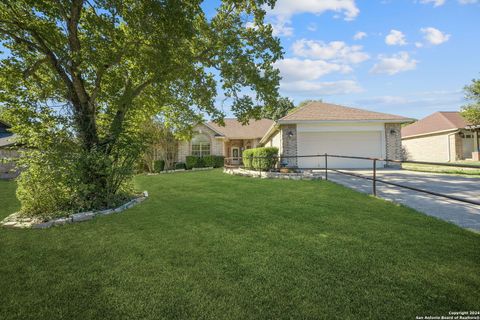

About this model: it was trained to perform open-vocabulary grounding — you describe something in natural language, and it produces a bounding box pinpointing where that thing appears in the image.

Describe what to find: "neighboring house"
[179,102,412,169]
[0,120,20,179]
[177,119,274,165]
[401,111,480,162]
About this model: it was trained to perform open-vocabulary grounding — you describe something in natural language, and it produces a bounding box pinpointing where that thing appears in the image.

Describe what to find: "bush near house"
[186,156,224,169]
[175,162,187,170]
[243,147,278,171]
[203,155,224,168]
[154,160,165,172]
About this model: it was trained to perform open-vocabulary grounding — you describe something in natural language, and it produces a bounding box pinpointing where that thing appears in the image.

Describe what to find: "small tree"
[461,78,480,125]
[0,1,282,217]
[141,119,177,172]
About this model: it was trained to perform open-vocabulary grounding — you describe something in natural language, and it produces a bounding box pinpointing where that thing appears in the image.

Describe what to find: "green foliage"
[154,160,165,173]
[0,0,282,217]
[461,78,480,125]
[262,97,295,121]
[186,156,205,170]
[242,147,278,171]
[175,162,187,170]
[203,155,225,168]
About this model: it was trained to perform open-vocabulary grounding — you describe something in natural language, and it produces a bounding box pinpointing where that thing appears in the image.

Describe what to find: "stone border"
[224,168,323,180]
[146,167,215,175]
[1,191,149,229]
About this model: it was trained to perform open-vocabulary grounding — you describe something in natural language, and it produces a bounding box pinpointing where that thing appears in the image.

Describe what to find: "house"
[177,118,274,165]
[260,102,412,168]
[0,120,20,179]
[179,102,412,169]
[401,111,479,162]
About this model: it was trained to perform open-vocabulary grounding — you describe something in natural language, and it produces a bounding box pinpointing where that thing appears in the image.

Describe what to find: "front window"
[191,133,210,157]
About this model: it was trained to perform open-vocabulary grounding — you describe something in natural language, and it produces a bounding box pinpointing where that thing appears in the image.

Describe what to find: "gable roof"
[279,101,411,122]
[401,111,470,138]
[207,118,274,140]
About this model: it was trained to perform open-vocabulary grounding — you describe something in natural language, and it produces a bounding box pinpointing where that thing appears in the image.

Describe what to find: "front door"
[231,147,240,165]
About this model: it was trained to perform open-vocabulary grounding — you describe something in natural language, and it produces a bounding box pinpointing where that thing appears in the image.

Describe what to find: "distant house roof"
[0,120,17,148]
[279,102,412,122]
[206,118,274,140]
[401,111,470,138]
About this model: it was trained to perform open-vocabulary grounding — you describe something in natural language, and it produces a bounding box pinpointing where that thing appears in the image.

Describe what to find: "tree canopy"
[461,78,480,125]
[0,0,283,216]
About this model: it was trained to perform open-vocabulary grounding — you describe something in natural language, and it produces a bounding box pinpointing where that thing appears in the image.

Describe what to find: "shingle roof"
[207,118,274,139]
[279,101,411,122]
[401,111,470,138]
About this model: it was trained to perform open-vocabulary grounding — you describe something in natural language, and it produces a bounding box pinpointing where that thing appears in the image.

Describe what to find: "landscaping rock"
[32,221,55,229]
[143,191,149,197]
[97,209,114,215]
[52,217,72,226]
[72,212,95,222]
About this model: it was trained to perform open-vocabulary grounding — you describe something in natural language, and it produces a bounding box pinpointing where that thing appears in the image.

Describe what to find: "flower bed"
[1,191,149,229]
[224,167,322,180]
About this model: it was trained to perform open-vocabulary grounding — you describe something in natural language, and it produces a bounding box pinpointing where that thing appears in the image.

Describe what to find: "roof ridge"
[278,101,314,121]
[437,111,460,128]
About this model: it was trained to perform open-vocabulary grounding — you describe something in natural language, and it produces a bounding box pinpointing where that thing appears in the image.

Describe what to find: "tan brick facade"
[177,124,224,162]
[385,123,402,164]
[280,124,297,167]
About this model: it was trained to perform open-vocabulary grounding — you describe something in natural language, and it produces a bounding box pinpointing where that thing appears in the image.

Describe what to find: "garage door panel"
[297,131,383,169]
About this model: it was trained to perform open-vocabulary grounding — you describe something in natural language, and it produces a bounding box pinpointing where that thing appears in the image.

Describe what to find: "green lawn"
[402,161,480,176]
[0,171,479,319]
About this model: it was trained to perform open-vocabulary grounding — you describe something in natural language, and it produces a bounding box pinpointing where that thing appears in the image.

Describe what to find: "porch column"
[473,131,480,161]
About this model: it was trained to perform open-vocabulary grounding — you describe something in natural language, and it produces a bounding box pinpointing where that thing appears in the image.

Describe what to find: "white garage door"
[297,131,383,169]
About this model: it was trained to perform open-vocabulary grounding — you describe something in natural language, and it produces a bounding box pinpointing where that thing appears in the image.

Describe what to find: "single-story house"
[0,120,20,179]
[179,102,412,169]
[401,111,480,162]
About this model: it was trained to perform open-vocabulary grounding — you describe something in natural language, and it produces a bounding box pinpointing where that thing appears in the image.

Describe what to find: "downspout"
[447,131,459,162]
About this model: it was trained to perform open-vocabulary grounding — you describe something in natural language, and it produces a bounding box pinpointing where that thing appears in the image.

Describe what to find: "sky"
[208,0,480,119]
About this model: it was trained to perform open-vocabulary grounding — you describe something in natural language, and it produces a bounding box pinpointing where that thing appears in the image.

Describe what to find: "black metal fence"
[224,154,480,207]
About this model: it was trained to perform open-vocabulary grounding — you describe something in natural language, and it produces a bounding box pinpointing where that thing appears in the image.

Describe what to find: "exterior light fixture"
[288,131,294,138]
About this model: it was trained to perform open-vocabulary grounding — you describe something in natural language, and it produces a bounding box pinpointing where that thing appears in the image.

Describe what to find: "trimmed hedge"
[204,155,224,168]
[186,156,204,170]
[242,147,278,171]
[175,162,187,170]
[186,155,224,169]
[154,160,165,172]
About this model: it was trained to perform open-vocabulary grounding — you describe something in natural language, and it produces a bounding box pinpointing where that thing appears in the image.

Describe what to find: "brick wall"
[280,124,297,167]
[385,123,402,166]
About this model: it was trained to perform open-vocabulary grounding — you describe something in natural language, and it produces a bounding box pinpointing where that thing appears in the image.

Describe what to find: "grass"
[402,161,480,176]
[0,171,479,319]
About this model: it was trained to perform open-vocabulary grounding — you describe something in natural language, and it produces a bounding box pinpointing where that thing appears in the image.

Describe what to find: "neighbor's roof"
[207,118,274,139]
[401,111,470,138]
[279,102,412,122]
[0,134,17,148]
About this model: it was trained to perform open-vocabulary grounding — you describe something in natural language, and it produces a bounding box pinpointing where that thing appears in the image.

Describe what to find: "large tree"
[461,78,480,125]
[0,0,282,217]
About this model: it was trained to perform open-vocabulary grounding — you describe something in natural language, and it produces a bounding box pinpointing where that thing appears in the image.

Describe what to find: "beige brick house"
[401,111,479,162]
[179,102,412,169]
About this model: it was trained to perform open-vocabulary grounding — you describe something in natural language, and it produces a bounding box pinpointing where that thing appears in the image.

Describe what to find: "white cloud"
[458,0,478,4]
[357,96,410,105]
[267,0,360,36]
[292,39,370,64]
[275,58,352,82]
[307,23,317,32]
[421,27,450,45]
[415,42,424,48]
[271,0,360,21]
[353,31,367,40]
[385,30,407,46]
[420,0,446,7]
[280,80,362,94]
[370,52,418,75]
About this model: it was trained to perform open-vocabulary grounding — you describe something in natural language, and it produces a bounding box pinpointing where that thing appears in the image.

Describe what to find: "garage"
[297,131,384,169]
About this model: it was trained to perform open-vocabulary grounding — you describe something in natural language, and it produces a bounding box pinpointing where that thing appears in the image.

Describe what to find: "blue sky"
[220,0,480,119]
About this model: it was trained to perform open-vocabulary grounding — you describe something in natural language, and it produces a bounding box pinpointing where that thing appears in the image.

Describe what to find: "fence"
[224,154,480,207]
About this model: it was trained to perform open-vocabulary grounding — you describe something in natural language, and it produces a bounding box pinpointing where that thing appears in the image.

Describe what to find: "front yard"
[0,170,479,319]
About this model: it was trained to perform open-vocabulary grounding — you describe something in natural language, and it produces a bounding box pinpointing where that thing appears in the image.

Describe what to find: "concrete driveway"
[317,169,480,232]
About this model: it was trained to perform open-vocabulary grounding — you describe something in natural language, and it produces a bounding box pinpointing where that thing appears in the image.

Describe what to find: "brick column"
[281,124,297,167]
[385,123,402,167]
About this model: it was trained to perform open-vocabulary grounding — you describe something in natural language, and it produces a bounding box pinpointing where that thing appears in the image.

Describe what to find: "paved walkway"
[316,169,480,232]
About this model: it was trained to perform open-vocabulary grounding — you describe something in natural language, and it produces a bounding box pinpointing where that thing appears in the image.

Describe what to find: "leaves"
[461,78,480,125]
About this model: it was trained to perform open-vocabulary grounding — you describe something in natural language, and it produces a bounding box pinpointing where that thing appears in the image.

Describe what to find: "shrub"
[175,162,187,170]
[242,147,278,171]
[203,155,224,168]
[154,160,165,172]
[186,156,204,169]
